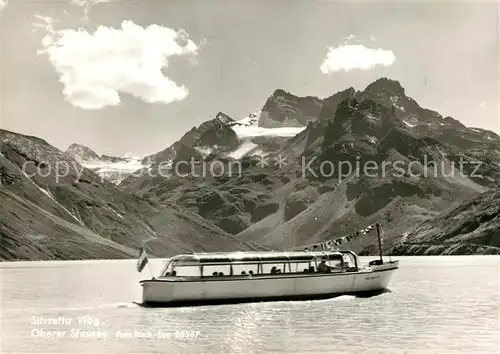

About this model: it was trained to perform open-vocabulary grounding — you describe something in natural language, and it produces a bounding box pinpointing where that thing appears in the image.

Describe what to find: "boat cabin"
[159,251,359,278]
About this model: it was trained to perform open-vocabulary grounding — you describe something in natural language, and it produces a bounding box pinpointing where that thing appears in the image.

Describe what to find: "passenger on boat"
[317,261,328,273]
[270,266,277,274]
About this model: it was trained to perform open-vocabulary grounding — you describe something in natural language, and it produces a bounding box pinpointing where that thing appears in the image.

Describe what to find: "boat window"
[173,265,201,277]
[202,265,231,276]
[232,263,258,275]
[342,253,356,268]
[261,263,285,274]
[327,259,342,270]
[160,261,174,276]
[294,262,312,273]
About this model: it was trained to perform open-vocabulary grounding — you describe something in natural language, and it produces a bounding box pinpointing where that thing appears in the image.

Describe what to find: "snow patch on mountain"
[403,120,417,128]
[194,146,214,157]
[231,110,306,139]
[20,170,84,225]
[234,111,260,126]
[250,148,267,157]
[83,158,144,174]
[83,158,146,185]
[228,141,258,159]
[64,143,151,185]
[364,112,379,120]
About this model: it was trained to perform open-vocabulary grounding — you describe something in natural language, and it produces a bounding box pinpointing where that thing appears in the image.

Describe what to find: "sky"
[1,0,499,157]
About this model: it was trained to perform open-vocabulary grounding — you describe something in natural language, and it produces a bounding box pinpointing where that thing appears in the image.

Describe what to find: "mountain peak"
[65,143,100,161]
[66,143,88,150]
[215,112,235,125]
[271,89,288,98]
[364,77,405,97]
[260,89,322,128]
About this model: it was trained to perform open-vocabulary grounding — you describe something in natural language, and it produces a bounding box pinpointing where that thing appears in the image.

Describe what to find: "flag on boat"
[293,224,376,251]
[136,248,149,273]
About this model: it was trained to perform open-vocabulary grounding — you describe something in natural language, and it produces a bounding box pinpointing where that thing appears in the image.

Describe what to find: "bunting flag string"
[293,224,376,252]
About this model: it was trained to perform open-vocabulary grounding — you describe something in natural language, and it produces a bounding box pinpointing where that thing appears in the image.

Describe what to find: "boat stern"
[140,279,175,305]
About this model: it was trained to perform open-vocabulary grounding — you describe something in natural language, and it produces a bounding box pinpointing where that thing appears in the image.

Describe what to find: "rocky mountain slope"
[4,77,498,259]
[120,108,307,189]
[0,130,255,261]
[66,143,101,161]
[258,89,323,128]
[123,78,500,255]
[389,189,500,255]
[65,143,148,185]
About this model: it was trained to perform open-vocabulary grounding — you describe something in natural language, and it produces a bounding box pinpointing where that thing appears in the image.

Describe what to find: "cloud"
[480,102,486,108]
[35,17,201,109]
[0,0,7,12]
[70,0,110,6]
[70,0,111,24]
[320,44,396,74]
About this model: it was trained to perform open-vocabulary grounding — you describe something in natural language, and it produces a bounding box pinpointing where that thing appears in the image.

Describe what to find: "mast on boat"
[376,223,383,264]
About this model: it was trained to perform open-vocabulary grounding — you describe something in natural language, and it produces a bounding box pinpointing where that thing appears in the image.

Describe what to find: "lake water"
[1,256,499,353]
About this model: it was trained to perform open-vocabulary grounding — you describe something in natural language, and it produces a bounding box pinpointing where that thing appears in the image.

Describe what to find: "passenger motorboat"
[139,248,399,307]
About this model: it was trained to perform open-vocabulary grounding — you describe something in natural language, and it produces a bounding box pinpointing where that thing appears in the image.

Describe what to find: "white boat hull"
[140,262,399,306]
